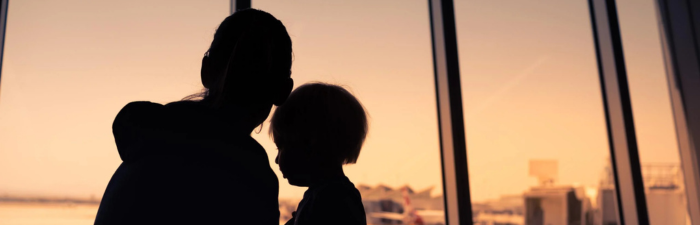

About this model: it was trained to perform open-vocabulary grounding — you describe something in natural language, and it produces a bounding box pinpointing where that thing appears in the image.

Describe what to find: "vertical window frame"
[232,1,675,225]
[232,0,251,14]
[0,0,9,90]
[656,0,700,224]
[428,0,472,225]
[588,0,651,225]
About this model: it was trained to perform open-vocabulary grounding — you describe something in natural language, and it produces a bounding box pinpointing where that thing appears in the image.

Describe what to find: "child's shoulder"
[307,176,363,209]
[299,177,366,224]
[312,176,360,197]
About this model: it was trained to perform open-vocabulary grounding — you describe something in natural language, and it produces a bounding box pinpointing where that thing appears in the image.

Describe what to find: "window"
[252,1,446,224]
[2,0,699,224]
[454,1,620,224]
[617,0,690,224]
[0,0,228,223]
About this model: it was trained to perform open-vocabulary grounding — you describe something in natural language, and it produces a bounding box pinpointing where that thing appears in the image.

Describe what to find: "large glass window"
[617,0,689,224]
[252,1,446,224]
[0,1,228,224]
[454,1,620,224]
[4,0,684,224]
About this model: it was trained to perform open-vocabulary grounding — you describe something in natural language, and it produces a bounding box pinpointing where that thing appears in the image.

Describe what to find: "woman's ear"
[273,77,293,106]
[201,55,215,89]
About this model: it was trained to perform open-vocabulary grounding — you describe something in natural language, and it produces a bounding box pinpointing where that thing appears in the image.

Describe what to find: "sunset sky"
[0,0,679,205]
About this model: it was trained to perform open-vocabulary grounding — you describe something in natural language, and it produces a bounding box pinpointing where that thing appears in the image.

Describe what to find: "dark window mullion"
[656,0,700,224]
[429,0,472,224]
[588,0,650,224]
[232,0,251,14]
[0,0,9,91]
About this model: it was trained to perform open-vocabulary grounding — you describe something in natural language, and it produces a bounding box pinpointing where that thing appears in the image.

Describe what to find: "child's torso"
[287,176,367,225]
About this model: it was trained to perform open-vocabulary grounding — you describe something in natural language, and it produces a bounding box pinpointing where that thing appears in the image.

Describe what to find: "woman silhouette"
[95,9,293,225]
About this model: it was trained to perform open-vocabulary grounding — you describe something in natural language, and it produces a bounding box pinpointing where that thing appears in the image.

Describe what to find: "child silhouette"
[270,82,369,225]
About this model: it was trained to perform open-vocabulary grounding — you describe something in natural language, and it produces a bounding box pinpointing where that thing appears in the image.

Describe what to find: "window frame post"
[231,0,251,14]
[588,0,651,224]
[428,0,473,224]
[655,0,700,224]
[0,0,9,91]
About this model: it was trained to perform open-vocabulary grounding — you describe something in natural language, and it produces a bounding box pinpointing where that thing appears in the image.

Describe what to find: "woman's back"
[95,8,293,224]
[95,101,280,224]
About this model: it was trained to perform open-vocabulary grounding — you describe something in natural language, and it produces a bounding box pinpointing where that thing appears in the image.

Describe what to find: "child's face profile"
[274,141,314,187]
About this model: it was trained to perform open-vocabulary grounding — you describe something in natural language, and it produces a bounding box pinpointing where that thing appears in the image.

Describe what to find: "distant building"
[596,161,619,225]
[596,186,618,225]
[642,164,688,225]
[594,162,689,225]
[522,159,593,225]
[473,195,524,225]
[358,184,444,225]
[523,185,590,225]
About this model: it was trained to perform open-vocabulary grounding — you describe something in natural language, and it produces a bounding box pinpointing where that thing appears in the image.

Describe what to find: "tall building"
[643,164,688,225]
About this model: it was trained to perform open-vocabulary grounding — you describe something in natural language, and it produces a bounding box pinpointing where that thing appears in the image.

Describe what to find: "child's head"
[269,82,368,186]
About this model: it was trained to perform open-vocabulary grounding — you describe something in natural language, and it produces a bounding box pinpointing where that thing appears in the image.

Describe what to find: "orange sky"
[0,0,679,203]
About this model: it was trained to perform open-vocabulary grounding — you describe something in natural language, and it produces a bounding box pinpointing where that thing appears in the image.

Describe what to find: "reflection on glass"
[617,0,690,224]
[253,1,445,225]
[0,0,228,224]
[454,1,620,224]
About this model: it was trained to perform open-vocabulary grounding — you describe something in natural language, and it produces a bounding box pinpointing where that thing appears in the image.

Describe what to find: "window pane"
[617,1,690,224]
[454,1,620,224]
[0,1,228,224]
[252,1,445,225]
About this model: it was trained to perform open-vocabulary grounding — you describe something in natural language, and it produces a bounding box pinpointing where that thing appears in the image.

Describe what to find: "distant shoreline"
[0,196,100,205]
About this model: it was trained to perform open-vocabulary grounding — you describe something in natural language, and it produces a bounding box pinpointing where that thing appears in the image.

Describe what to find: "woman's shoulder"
[116,101,163,119]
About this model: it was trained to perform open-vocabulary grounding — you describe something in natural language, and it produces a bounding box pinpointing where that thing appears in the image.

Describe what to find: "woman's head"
[199,9,293,126]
